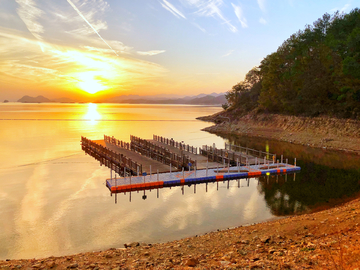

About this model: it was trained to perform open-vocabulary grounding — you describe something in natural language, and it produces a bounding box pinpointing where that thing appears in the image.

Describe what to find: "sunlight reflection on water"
[0,103,276,259]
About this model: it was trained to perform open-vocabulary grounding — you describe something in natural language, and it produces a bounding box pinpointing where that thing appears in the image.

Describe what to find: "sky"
[0,0,356,101]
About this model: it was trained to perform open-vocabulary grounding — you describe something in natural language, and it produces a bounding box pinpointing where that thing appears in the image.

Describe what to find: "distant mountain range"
[17,92,226,106]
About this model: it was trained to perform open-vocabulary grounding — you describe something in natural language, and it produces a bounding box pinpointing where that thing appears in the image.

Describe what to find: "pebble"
[184,258,198,267]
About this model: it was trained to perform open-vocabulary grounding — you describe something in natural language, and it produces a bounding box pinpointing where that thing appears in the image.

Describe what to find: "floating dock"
[81,134,300,196]
[106,163,300,193]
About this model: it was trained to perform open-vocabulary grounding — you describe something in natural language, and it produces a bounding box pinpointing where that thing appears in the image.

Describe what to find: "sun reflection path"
[84,103,102,123]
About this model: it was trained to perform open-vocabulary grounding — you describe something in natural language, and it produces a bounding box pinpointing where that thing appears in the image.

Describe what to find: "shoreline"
[2,198,360,269]
[197,111,360,155]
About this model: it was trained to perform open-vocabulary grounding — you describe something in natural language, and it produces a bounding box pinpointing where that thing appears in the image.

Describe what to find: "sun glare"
[78,72,106,94]
[56,50,118,95]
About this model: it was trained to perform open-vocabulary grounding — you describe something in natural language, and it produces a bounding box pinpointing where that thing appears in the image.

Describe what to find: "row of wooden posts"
[82,136,143,176]
[104,135,197,170]
[153,134,198,155]
[104,135,131,150]
[131,135,196,170]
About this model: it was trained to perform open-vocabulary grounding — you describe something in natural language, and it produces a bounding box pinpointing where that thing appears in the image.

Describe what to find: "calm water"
[1,103,359,260]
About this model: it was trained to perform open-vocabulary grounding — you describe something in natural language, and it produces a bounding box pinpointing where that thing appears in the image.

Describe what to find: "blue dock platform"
[106,163,301,193]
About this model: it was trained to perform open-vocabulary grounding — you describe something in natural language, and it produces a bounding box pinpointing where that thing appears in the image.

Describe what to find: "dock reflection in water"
[111,172,299,206]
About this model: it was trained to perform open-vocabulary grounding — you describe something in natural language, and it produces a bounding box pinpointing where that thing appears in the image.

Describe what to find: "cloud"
[192,22,207,33]
[330,3,351,14]
[184,0,237,33]
[66,0,118,56]
[83,41,133,55]
[160,0,186,19]
[259,17,267,25]
[137,50,166,56]
[15,0,44,40]
[257,0,266,13]
[222,50,234,57]
[340,3,350,13]
[231,3,248,28]
[0,27,167,95]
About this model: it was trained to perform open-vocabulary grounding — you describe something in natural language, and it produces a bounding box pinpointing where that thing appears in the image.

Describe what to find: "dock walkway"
[106,163,301,193]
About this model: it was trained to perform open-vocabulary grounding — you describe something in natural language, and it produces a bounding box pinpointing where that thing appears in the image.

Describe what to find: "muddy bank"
[197,111,360,154]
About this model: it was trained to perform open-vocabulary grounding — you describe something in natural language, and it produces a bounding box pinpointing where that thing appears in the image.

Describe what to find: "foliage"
[222,103,229,110]
[225,8,360,119]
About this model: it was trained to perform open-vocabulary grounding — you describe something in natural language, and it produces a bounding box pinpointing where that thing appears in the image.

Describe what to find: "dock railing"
[81,136,142,176]
[200,144,276,165]
[132,135,196,170]
[225,143,276,162]
[153,135,197,155]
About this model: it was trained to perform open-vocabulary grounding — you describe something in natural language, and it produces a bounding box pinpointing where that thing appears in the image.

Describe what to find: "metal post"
[206,161,208,177]
[294,158,297,166]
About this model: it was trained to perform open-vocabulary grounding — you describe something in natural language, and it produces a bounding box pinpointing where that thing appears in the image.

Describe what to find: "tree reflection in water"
[225,134,360,216]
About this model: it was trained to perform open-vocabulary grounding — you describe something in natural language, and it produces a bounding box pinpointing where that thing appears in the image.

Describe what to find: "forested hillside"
[225,9,360,119]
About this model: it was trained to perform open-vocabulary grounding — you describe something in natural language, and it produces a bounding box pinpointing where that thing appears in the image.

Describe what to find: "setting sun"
[77,72,107,94]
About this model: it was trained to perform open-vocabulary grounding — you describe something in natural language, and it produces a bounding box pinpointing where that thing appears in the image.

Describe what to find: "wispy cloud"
[259,17,267,25]
[66,0,118,56]
[137,50,166,56]
[231,3,248,28]
[257,0,266,13]
[184,0,237,33]
[15,0,44,40]
[192,22,207,33]
[0,27,167,96]
[340,3,351,13]
[160,0,186,19]
[222,50,234,57]
[330,3,351,13]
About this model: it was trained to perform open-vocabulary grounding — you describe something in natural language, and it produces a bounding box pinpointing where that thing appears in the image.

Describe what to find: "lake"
[1,103,359,260]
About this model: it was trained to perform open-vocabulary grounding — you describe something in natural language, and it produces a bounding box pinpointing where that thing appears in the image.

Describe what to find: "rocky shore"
[197,111,360,154]
[2,197,360,269]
